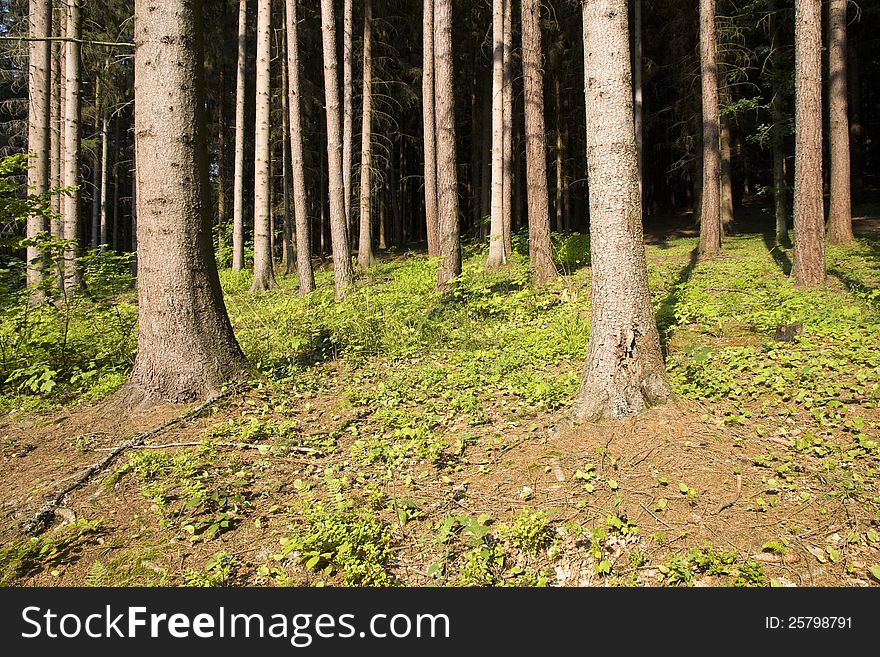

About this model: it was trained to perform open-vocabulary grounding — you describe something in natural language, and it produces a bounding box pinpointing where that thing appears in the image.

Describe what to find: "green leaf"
[679,482,690,494]
[867,530,878,543]
[655,498,668,511]
[607,479,619,490]
[869,565,880,582]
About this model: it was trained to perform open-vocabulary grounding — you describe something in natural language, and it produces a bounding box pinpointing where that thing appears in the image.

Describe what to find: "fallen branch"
[24,390,232,536]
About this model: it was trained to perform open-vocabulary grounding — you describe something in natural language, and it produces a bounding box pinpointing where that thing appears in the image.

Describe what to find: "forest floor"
[1,219,879,588]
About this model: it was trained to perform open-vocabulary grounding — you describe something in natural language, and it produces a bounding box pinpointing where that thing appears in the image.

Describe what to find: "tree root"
[23,389,233,536]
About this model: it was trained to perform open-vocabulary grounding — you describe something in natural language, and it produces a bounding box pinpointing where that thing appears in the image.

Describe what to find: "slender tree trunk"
[521,0,554,283]
[792,0,825,286]
[487,0,506,268]
[217,64,229,239]
[232,0,247,272]
[434,0,460,291]
[91,76,101,248]
[848,38,862,206]
[770,0,788,243]
[554,75,563,233]
[502,0,513,258]
[27,0,52,293]
[826,0,852,244]
[250,0,277,291]
[99,113,110,246]
[112,116,120,250]
[280,29,294,276]
[357,0,375,269]
[50,27,61,225]
[571,0,671,423]
[285,0,315,294]
[62,0,82,291]
[422,0,439,257]
[634,0,644,206]
[720,107,735,231]
[343,0,354,242]
[128,0,248,405]
[698,0,721,257]
[320,0,355,298]
[480,79,491,236]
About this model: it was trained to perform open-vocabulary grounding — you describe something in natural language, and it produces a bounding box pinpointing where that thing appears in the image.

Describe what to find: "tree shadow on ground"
[762,229,793,276]
[655,248,700,357]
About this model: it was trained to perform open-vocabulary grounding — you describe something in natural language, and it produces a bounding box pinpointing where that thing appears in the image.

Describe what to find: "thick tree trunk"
[62,0,82,291]
[434,0,460,291]
[487,0,507,269]
[357,0,376,269]
[250,0,277,291]
[343,0,354,242]
[826,0,852,244]
[422,0,439,257]
[128,0,248,405]
[792,0,825,286]
[770,0,788,243]
[27,0,52,292]
[285,0,315,294]
[320,0,355,298]
[521,0,555,284]
[571,0,671,423]
[698,0,721,257]
[232,0,247,272]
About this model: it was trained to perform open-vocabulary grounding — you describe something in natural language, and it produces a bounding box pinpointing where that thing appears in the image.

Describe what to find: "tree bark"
[99,113,110,245]
[698,0,721,257]
[128,0,248,405]
[434,0,460,291]
[285,0,315,294]
[792,0,825,286]
[343,0,354,242]
[62,0,82,291]
[826,0,851,244]
[422,0,439,257]
[634,0,643,206]
[487,0,507,269]
[91,76,101,248]
[250,0,277,291]
[26,0,52,293]
[280,26,294,276]
[232,0,247,272]
[320,0,355,299]
[770,0,788,243]
[357,0,375,269]
[50,11,62,225]
[521,0,555,284]
[720,108,735,231]
[571,0,671,423]
[502,0,513,258]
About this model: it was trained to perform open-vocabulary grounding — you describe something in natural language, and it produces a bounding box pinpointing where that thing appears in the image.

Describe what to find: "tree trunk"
[521,0,555,284]
[357,0,376,269]
[216,63,229,240]
[285,0,315,294]
[571,0,671,423]
[128,0,248,405]
[320,0,355,299]
[487,0,506,268]
[502,0,513,258]
[434,0,460,291]
[422,0,439,257]
[232,0,247,272]
[50,13,62,225]
[112,116,120,250]
[62,0,82,291]
[99,113,110,246]
[698,0,721,257]
[634,0,644,206]
[26,0,52,293]
[250,0,277,291]
[91,76,101,248]
[720,110,734,231]
[554,75,563,233]
[280,27,294,276]
[792,0,825,286]
[770,0,788,243]
[826,0,851,244]
[343,0,354,243]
